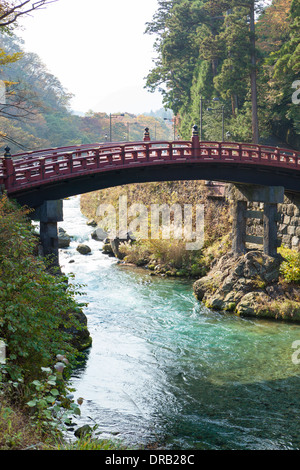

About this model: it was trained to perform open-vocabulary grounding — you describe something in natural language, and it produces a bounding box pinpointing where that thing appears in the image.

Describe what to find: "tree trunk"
[250,3,259,145]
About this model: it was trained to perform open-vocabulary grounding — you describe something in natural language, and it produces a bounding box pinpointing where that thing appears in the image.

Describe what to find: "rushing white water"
[58,196,300,450]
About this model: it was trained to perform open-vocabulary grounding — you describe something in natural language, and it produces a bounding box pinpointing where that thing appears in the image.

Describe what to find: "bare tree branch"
[0,1,58,27]
[0,79,40,121]
[0,130,32,150]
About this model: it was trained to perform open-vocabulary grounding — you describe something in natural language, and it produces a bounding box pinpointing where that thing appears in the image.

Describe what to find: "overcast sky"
[18,0,163,115]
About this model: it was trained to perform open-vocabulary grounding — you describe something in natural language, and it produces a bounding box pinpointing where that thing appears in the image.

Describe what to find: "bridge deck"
[1,140,299,199]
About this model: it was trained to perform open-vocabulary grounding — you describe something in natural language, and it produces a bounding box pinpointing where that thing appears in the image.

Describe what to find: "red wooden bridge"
[1,127,299,208]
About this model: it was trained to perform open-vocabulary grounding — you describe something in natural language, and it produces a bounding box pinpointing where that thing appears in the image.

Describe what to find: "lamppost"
[164,117,176,140]
[206,104,225,142]
[200,97,220,141]
[126,121,138,141]
[109,113,125,142]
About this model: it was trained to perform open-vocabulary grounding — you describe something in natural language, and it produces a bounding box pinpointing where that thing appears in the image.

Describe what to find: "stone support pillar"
[263,203,278,257]
[232,200,247,254]
[34,200,63,268]
[227,184,284,257]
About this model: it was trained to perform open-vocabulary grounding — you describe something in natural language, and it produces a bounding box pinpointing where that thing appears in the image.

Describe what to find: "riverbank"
[193,249,300,323]
[109,244,300,323]
[79,181,231,278]
[79,182,300,324]
[83,218,300,323]
[0,194,93,450]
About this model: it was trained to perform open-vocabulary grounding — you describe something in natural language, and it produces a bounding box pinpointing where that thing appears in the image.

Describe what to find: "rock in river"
[58,227,71,248]
[76,244,91,255]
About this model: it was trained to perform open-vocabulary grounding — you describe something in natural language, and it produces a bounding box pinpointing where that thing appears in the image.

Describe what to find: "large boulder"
[102,240,114,256]
[102,233,136,259]
[61,308,92,352]
[91,227,108,241]
[192,250,298,321]
[58,227,71,248]
[76,244,91,255]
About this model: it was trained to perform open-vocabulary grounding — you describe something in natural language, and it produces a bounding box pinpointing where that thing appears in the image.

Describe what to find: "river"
[58,196,300,450]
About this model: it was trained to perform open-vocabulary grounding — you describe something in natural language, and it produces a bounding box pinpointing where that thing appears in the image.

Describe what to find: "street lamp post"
[200,97,220,141]
[164,117,176,140]
[206,105,225,142]
[109,113,125,142]
[126,121,137,141]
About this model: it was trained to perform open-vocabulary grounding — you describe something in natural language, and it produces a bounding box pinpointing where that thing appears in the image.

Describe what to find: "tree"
[145,0,270,144]
[256,0,293,53]
[0,1,59,146]
[213,8,251,116]
[0,1,58,28]
[145,0,208,114]
[0,195,82,382]
[262,0,300,147]
[249,0,259,144]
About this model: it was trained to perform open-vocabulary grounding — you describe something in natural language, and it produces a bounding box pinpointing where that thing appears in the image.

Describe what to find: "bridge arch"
[0,126,299,208]
[1,127,299,265]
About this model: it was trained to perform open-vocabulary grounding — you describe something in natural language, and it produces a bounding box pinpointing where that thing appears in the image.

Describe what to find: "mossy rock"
[147,264,156,271]
[102,243,113,255]
[224,302,236,312]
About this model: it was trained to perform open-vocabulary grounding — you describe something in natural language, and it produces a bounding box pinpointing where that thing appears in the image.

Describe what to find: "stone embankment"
[193,250,300,322]
[248,194,300,252]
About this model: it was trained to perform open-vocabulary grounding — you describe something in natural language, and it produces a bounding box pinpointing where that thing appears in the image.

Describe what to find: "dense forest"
[145,0,299,149]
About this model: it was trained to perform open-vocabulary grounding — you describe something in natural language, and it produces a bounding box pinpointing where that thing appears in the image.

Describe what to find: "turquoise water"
[60,197,300,450]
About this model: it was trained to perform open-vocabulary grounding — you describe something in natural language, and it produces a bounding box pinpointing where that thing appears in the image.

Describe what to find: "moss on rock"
[193,250,300,323]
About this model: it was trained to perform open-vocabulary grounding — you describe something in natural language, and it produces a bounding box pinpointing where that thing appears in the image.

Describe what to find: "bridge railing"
[1,140,195,192]
[0,129,299,194]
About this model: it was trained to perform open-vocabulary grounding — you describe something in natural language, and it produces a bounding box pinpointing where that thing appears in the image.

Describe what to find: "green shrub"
[118,241,151,266]
[26,361,81,437]
[279,247,300,284]
[0,195,83,384]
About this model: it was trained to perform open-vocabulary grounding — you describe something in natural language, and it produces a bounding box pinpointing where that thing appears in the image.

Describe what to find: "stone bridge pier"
[33,199,63,270]
[228,184,284,257]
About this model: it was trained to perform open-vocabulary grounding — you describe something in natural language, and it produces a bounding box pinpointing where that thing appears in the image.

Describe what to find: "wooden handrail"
[1,134,299,195]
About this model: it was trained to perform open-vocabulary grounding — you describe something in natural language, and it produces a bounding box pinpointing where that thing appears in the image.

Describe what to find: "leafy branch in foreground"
[26,358,81,437]
[0,194,85,384]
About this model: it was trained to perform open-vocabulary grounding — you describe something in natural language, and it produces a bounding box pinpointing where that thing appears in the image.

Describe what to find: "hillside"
[0,33,171,154]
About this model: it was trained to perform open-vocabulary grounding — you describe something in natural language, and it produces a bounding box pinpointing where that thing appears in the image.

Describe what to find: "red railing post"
[120,145,126,164]
[143,127,151,142]
[3,147,15,190]
[40,159,45,180]
[192,125,200,158]
[144,143,150,162]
